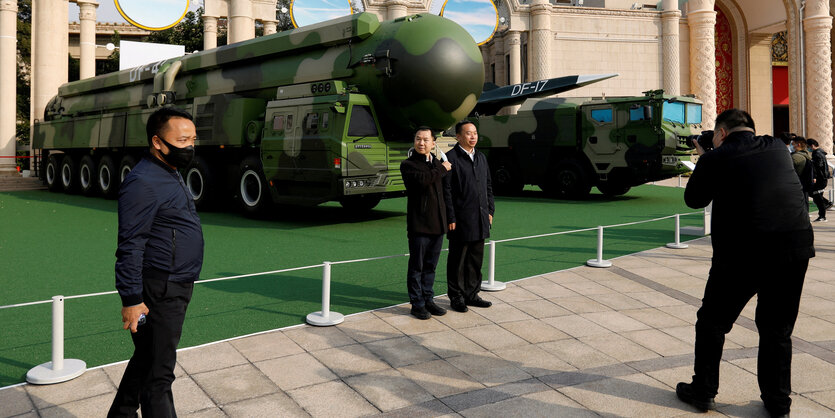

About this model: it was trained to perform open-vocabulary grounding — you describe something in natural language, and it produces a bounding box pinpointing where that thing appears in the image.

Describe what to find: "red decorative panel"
[714,7,733,113]
[773,66,789,105]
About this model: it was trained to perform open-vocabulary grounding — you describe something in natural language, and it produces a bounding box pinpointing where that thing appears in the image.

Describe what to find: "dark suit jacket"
[443,144,495,242]
[684,131,814,262]
[401,152,449,235]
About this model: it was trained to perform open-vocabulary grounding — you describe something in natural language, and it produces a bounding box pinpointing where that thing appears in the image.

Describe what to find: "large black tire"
[60,154,79,194]
[339,194,382,213]
[119,154,137,184]
[238,156,271,216]
[184,156,215,210]
[544,160,591,199]
[597,182,631,197]
[491,158,524,195]
[45,154,62,192]
[98,154,119,198]
[78,155,97,196]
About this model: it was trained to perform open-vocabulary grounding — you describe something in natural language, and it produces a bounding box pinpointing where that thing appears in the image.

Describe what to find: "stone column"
[263,19,278,36]
[77,0,98,79]
[748,33,773,136]
[229,0,255,44]
[387,0,408,20]
[804,0,834,153]
[203,15,218,50]
[505,31,522,85]
[31,1,68,131]
[529,0,551,81]
[661,0,681,95]
[687,0,717,129]
[492,39,505,86]
[0,0,17,175]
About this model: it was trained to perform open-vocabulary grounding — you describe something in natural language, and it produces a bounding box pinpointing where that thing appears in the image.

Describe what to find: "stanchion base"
[666,243,689,249]
[586,259,612,268]
[480,281,506,291]
[27,359,86,385]
[306,311,344,327]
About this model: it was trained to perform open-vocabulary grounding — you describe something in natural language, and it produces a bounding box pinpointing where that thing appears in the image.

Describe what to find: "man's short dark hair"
[780,132,796,145]
[147,107,194,146]
[715,108,755,132]
[415,126,434,139]
[806,138,819,148]
[455,120,475,135]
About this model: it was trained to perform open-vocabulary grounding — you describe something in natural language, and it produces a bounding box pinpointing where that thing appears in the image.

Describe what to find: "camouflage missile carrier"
[32,13,484,215]
[469,88,701,198]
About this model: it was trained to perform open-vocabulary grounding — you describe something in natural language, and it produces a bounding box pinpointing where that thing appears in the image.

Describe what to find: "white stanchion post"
[481,240,506,291]
[306,262,344,326]
[586,226,612,268]
[666,214,689,249]
[26,296,86,384]
[677,175,682,188]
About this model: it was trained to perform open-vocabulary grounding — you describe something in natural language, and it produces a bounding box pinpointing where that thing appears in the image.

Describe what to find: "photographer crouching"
[676,109,814,418]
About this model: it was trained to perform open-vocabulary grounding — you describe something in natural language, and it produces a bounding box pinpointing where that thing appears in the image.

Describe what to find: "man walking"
[677,109,814,418]
[109,107,203,418]
[401,127,452,319]
[807,138,832,222]
[443,120,495,313]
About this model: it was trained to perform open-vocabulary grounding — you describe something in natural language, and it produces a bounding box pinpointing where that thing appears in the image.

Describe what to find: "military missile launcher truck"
[468,88,702,198]
[32,13,484,214]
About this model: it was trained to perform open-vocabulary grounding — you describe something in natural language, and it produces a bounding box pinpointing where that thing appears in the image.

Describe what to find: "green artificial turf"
[0,185,706,386]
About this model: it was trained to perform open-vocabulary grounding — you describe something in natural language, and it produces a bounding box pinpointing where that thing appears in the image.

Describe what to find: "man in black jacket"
[806,138,832,222]
[109,107,203,418]
[676,109,814,418]
[443,121,495,313]
[400,127,452,319]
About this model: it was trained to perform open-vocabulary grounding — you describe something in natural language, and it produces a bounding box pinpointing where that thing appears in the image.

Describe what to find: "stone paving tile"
[499,318,569,344]
[660,325,697,346]
[457,324,528,350]
[555,372,688,417]
[363,336,439,368]
[287,380,379,418]
[470,302,532,324]
[432,308,494,329]
[228,330,305,362]
[787,354,835,393]
[178,342,248,375]
[254,352,337,391]
[793,316,835,342]
[803,390,835,410]
[625,290,686,308]
[542,270,590,284]
[570,267,626,283]
[376,399,456,417]
[647,362,762,409]
[514,280,579,299]
[658,305,698,325]
[509,298,572,319]
[493,344,576,377]
[559,280,616,296]
[338,312,404,343]
[283,324,356,351]
[222,392,309,417]
[172,375,216,414]
[540,314,611,338]
[549,295,611,314]
[724,323,761,348]
[409,330,488,358]
[25,368,115,410]
[537,339,620,370]
[397,359,484,398]
[38,393,114,418]
[798,295,835,317]
[587,292,648,310]
[0,386,34,417]
[344,368,434,412]
[620,307,690,328]
[579,333,659,363]
[102,360,186,387]
[439,378,549,412]
[621,329,693,357]
[486,285,541,303]
[581,311,652,333]
[180,408,227,418]
[379,312,450,335]
[309,343,391,378]
[191,364,277,405]
[460,388,598,417]
[446,351,531,387]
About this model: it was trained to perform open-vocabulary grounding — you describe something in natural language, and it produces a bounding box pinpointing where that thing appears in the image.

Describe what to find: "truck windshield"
[686,103,702,124]
[348,105,378,137]
[662,101,685,124]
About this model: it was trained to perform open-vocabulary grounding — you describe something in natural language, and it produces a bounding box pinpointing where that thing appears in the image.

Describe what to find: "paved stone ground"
[2,188,834,417]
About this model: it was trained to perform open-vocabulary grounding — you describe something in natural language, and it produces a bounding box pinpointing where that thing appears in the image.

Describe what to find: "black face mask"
[157,136,195,168]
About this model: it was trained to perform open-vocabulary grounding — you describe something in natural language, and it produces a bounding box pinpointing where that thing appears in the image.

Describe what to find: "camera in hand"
[687,130,715,152]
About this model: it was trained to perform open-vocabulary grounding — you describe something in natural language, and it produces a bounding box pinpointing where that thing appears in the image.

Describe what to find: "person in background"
[806,138,833,222]
[790,136,814,204]
[400,127,452,320]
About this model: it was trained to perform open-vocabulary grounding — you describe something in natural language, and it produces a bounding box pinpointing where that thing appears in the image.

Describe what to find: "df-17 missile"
[472,73,618,116]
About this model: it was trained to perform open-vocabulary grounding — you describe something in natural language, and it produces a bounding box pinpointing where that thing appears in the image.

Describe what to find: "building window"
[505,54,511,85]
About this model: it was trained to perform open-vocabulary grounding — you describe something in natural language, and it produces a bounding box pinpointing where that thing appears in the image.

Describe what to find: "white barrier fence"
[0,210,705,385]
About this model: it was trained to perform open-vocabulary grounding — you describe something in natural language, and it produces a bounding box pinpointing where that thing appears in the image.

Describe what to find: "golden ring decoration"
[115,0,191,31]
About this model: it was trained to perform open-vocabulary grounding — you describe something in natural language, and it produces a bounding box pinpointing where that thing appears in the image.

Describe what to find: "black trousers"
[692,257,807,415]
[811,191,830,219]
[108,277,194,418]
[446,239,484,302]
[407,233,444,307]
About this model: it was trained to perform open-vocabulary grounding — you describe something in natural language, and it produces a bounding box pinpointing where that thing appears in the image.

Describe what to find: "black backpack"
[812,149,832,180]
[799,157,815,192]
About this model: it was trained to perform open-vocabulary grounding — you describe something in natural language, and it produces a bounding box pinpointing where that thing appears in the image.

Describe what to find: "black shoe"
[449,299,468,313]
[465,297,492,308]
[425,300,447,316]
[768,412,789,418]
[410,305,431,320]
[676,382,716,412]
